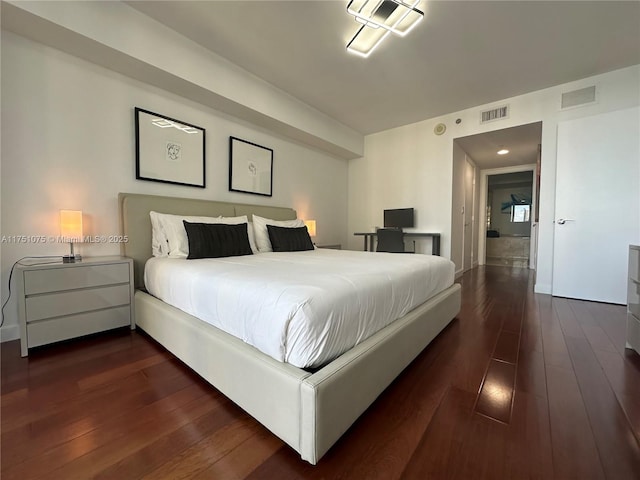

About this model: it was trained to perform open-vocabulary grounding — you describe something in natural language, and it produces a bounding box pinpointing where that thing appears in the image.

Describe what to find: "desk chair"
[376,228,414,253]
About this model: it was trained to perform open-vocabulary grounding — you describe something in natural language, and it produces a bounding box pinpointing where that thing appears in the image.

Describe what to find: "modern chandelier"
[346,0,424,57]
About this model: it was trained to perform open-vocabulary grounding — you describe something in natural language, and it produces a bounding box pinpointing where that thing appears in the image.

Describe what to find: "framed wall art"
[135,107,206,188]
[229,136,273,197]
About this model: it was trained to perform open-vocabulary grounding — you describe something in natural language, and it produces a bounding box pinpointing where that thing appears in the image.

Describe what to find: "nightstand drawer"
[628,246,640,354]
[627,312,640,353]
[629,279,640,318]
[27,306,131,348]
[630,248,640,284]
[25,284,131,322]
[24,263,130,295]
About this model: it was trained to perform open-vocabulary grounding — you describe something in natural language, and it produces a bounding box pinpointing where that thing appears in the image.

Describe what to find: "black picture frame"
[135,107,206,188]
[229,136,273,197]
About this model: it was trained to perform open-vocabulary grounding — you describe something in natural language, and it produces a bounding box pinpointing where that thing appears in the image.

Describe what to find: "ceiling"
[126,1,640,136]
[455,121,541,170]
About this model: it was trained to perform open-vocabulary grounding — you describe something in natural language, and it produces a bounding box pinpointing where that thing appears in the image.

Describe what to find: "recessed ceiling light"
[497,149,509,155]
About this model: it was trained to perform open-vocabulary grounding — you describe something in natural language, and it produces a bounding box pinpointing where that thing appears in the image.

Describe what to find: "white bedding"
[144,249,455,368]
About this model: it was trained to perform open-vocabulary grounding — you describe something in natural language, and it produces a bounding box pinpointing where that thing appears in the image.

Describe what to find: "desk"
[354,232,441,255]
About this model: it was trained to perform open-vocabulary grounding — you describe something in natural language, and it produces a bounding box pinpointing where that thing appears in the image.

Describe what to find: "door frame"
[478,164,537,266]
[462,155,476,272]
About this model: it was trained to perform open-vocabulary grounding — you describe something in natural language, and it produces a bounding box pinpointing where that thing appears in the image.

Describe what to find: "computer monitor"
[383,208,414,229]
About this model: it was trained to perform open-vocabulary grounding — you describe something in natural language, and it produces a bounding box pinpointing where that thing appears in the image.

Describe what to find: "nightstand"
[627,245,640,354]
[16,256,135,357]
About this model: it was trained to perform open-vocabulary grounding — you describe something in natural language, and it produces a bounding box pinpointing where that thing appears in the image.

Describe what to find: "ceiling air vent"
[561,85,596,109]
[480,104,509,124]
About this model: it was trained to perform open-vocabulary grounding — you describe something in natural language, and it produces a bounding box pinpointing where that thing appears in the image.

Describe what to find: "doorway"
[485,171,534,267]
[454,121,542,270]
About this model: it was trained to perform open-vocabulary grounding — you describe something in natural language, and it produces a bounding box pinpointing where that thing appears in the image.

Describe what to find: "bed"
[119,192,461,464]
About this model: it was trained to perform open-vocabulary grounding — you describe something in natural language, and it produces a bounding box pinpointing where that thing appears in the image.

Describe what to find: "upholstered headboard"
[118,193,297,288]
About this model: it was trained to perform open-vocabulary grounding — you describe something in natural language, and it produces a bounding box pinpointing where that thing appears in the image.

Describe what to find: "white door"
[552,107,639,304]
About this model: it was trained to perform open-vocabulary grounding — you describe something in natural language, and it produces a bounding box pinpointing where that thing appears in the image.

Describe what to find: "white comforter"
[144,249,454,368]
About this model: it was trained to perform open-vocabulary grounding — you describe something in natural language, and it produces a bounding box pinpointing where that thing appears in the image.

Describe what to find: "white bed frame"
[119,192,461,464]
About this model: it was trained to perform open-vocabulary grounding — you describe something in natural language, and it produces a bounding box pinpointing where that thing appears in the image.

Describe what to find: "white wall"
[0,31,349,341]
[348,65,640,294]
[2,1,363,159]
[348,120,454,255]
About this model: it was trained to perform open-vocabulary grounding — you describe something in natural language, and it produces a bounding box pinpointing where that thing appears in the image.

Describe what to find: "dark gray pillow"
[183,221,253,259]
[267,225,314,252]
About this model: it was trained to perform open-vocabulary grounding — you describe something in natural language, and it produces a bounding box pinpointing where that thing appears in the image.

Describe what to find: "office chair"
[376,228,413,253]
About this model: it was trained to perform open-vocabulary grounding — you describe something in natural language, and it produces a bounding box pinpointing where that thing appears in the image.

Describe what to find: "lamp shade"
[60,210,83,242]
[304,220,317,237]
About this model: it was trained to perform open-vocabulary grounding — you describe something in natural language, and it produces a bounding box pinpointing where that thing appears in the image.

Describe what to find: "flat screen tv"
[383,208,414,229]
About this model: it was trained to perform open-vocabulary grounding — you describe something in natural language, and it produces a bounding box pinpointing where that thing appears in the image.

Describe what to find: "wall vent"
[561,85,596,109]
[480,105,509,124]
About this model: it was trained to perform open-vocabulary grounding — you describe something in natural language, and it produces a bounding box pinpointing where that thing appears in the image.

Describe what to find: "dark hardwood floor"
[2,266,640,479]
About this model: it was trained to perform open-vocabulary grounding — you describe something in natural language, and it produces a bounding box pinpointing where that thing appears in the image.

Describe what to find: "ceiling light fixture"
[346,0,424,57]
[497,148,510,155]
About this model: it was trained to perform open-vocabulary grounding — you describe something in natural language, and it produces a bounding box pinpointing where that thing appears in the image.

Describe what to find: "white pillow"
[252,214,305,252]
[246,222,258,254]
[150,211,169,257]
[152,212,251,257]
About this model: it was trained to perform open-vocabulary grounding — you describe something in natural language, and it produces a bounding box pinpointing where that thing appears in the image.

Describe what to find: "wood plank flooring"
[2,266,640,479]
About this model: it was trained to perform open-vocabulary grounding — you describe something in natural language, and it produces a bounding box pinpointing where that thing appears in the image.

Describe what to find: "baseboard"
[534,283,552,295]
[1,324,20,342]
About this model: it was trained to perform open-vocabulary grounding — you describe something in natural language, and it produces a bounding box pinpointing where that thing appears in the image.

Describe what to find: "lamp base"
[62,255,82,263]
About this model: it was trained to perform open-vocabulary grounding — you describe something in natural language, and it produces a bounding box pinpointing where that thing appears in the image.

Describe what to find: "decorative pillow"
[153,212,250,257]
[150,211,170,257]
[267,225,314,252]
[183,222,253,259]
[252,214,305,252]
